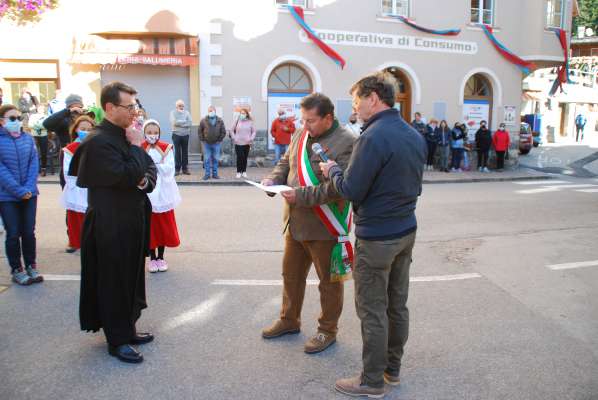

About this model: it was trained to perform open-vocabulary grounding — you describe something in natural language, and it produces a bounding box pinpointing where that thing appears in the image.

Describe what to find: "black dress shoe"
[131,332,154,345]
[108,344,143,363]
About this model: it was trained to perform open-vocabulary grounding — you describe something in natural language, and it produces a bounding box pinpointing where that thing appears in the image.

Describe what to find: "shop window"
[545,0,564,28]
[381,0,409,17]
[471,0,493,25]
[276,0,307,8]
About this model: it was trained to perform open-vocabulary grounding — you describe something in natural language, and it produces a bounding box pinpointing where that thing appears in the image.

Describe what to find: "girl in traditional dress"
[142,119,181,272]
[61,115,95,252]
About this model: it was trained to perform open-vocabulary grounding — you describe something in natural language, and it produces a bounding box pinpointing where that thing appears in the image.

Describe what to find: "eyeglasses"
[3,115,24,122]
[115,103,139,112]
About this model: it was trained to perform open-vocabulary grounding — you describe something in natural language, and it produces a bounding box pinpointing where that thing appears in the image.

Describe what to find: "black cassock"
[69,119,157,346]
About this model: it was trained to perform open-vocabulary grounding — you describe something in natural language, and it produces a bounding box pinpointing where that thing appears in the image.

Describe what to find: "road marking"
[547,260,598,271]
[162,292,226,331]
[211,273,482,286]
[43,274,81,281]
[576,188,598,193]
[513,180,568,185]
[516,184,597,194]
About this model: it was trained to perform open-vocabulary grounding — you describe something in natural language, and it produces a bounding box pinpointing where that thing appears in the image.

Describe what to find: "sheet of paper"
[245,180,293,194]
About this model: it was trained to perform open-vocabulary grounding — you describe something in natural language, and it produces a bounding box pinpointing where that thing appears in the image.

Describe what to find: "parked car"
[519,122,533,155]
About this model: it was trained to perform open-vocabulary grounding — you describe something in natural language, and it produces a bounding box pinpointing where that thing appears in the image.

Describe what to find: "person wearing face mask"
[424,119,440,171]
[344,112,362,137]
[141,120,181,273]
[230,108,256,178]
[492,123,511,171]
[437,120,452,172]
[475,120,492,173]
[43,93,85,153]
[0,104,43,286]
[199,106,227,180]
[61,115,95,253]
[170,100,192,176]
[270,107,296,163]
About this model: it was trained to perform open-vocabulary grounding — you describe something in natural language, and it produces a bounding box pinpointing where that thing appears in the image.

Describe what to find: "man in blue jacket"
[320,73,426,397]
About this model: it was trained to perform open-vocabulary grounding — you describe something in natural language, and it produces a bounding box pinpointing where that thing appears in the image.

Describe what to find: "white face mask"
[145,134,159,144]
[208,111,216,118]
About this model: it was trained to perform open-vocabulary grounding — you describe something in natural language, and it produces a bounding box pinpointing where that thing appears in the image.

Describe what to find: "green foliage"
[573,0,598,36]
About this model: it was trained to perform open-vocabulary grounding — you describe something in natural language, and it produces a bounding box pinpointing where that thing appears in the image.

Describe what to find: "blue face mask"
[77,130,88,141]
[5,120,22,134]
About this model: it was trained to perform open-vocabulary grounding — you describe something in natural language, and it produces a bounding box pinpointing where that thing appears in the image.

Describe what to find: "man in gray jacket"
[170,100,192,175]
[321,72,427,398]
[198,105,226,180]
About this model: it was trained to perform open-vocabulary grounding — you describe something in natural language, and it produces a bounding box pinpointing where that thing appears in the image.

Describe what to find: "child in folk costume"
[142,120,181,272]
[61,115,95,252]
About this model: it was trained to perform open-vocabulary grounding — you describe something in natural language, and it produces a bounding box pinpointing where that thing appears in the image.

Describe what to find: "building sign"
[299,29,478,55]
[503,105,517,125]
[463,100,490,142]
[115,54,197,66]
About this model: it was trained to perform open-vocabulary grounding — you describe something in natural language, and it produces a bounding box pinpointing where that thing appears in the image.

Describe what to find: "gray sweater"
[170,109,192,136]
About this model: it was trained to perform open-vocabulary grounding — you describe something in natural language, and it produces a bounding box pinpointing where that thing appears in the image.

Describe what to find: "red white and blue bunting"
[391,15,461,36]
[548,27,572,96]
[479,24,536,74]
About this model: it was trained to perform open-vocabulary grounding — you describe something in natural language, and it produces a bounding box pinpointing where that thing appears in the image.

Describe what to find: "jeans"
[274,144,289,164]
[202,142,221,177]
[353,232,416,388]
[451,148,464,170]
[439,146,450,170]
[172,134,189,172]
[0,197,37,272]
[34,136,48,170]
[235,145,250,173]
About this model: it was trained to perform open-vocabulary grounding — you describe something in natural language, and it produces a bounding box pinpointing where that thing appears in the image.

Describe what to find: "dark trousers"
[172,134,189,172]
[576,125,584,142]
[426,142,437,166]
[235,145,250,173]
[477,148,489,169]
[0,197,37,272]
[451,148,463,169]
[353,232,416,388]
[34,136,48,169]
[496,151,506,169]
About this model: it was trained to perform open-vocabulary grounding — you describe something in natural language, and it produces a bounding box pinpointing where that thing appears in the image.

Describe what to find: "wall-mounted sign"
[503,105,517,125]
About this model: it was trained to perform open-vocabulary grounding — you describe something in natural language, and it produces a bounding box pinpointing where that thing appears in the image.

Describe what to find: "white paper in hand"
[245,180,293,194]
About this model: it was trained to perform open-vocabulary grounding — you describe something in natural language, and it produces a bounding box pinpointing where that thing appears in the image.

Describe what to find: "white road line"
[516,184,597,194]
[43,274,81,281]
[211,273,482,286]
[513,180,568,185]
[576,188,598,193]
[547,260,598,271]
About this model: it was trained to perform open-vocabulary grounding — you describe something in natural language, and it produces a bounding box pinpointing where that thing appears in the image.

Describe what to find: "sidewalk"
[37,165,553,186]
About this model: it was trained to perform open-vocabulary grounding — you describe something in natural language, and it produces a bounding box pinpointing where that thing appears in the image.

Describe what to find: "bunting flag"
[479,24,536,74]
[392,15,460,36]
[548,27,572,96]
[287,5,346,69]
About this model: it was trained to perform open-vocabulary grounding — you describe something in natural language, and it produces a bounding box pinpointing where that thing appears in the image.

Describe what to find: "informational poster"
[503,105,517,125]
[463,99,490,142]
[267,92,308,150]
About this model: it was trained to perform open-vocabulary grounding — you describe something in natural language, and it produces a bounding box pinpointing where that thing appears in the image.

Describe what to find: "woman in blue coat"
[0,104,43,285]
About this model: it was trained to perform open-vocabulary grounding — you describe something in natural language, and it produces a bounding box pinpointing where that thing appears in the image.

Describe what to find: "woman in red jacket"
[492,123,510,171]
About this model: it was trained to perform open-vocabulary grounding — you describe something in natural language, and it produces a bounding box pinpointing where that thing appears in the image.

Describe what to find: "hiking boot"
[12,268,32,286]
[25,265,43,283]
[383,371,400,386]
[304,332,336,354]
[335,375,387,398]
[261,319,300,339]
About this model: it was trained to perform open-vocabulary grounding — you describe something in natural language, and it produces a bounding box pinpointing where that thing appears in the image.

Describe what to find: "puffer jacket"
[0,127,39,201]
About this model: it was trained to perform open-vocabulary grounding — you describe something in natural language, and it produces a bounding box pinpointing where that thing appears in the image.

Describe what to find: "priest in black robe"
[69,81,157,364]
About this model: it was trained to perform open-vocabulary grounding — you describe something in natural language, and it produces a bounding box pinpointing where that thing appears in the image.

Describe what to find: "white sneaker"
[242,172,248,178]
[148,260,159,273]
[236,173,241,179]
[157,259,168,272]
[483,167,490,173]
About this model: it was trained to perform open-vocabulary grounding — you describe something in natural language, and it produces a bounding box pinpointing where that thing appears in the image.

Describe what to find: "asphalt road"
[1,180,598,400]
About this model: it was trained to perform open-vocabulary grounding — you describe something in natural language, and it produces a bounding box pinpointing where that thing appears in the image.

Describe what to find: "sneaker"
[262,319,300,339]
[457,168,463,172]
[335,375,387,398]
[383,370,401,386]
[25,265,44,283]
[242,172,248,178]
[483,167,490,173]
[157,259,168,272]
[304,332,336,354]
[12,268,32,286]
[202,175,210,181]
[450,168,457,172]
[147,260,159,273]
[182,170,191,175]
[236,173,241,179]
[212,175,221,180]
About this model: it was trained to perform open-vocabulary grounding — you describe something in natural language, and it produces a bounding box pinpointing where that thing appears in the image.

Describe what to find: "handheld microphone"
[311,143,329,162]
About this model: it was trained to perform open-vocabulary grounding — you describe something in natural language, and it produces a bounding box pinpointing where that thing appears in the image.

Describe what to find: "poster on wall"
[463,99,490,142]
[503,105,517,125]
[267,92,308,150]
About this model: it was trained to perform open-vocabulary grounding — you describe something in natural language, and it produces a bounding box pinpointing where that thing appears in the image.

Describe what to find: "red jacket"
[271,118,295,145]
[492,129,510,152]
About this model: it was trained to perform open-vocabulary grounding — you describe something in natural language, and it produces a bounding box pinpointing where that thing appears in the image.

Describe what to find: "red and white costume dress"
[61,141,87,249]
[142,141,181,249]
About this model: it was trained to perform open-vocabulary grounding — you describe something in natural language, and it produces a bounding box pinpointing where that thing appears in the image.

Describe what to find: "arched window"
[267,63,313,94]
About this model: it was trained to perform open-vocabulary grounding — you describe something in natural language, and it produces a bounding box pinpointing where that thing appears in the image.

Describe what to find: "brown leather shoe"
[335,375,387,398]
[261,319,300,339]
[304,332,336,354]
[383,371,400,386]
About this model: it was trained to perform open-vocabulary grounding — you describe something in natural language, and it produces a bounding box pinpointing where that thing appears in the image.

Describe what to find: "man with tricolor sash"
[260,93,355,354]
[321,73,426,398]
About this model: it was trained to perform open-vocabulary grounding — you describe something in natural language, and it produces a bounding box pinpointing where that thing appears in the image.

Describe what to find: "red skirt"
[149,210,180,249]
[67,210,85,249]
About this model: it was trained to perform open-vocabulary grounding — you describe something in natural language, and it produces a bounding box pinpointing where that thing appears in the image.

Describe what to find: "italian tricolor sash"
[297,129,353,282]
